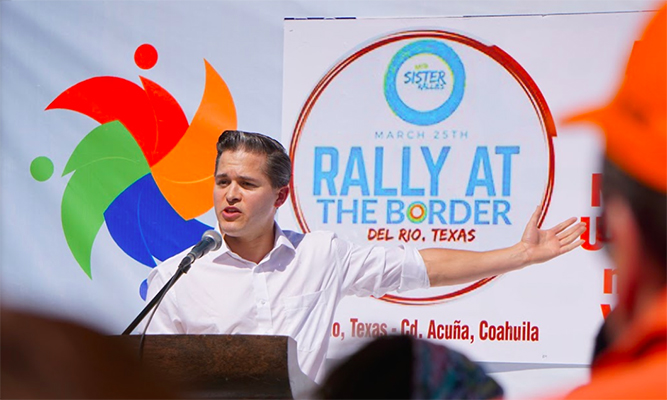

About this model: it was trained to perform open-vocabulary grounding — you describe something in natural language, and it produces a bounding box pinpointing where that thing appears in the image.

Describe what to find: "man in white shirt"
[145,130,585,383]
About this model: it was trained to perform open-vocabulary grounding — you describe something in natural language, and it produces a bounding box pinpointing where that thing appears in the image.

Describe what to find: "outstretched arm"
[420,207,586,286]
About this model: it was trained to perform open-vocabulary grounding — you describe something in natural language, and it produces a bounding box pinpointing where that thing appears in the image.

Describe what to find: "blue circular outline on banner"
[384,40,466,126]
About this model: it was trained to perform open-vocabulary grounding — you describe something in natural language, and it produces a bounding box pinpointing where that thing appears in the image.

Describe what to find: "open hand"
[520,206,587,265]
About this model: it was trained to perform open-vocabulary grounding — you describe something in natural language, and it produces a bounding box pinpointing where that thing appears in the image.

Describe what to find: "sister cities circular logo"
[288,30,556,304]
[385,39,465,126]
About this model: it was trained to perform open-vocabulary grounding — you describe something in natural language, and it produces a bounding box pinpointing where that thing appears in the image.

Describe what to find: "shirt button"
[260,300,266,305]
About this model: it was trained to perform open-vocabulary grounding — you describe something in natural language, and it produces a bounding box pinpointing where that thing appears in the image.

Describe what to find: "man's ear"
[605,197,642,316]
[275,186,289,208]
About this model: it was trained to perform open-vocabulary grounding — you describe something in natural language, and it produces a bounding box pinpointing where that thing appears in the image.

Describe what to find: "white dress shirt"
[143,224,429,383]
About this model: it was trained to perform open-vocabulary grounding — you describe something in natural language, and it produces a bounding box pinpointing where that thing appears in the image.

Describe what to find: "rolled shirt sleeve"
[334,235,430,298]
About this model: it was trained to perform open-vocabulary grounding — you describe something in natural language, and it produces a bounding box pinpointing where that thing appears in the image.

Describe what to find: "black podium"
[110,334,315,399]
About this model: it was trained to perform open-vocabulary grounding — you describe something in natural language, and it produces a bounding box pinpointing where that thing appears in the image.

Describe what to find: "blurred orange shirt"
[564,290,667,399]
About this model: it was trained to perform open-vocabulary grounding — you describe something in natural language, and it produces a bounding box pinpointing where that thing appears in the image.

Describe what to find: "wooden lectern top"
[110,334,315,399]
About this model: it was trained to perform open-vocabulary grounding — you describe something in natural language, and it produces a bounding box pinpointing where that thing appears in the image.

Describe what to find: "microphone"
[179,230,223,270]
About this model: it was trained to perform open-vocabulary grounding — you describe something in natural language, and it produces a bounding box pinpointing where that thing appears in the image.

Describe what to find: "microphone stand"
[122,260,192,335]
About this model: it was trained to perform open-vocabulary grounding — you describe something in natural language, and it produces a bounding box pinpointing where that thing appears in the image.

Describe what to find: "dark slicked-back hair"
[215,130,292,188]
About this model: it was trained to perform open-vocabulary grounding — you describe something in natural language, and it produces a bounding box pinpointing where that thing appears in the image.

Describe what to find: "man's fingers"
[560,239,585,254]
[559,224,586,244]
[528,206,541,225]
[556,221,586,236]
[551,217,581,234]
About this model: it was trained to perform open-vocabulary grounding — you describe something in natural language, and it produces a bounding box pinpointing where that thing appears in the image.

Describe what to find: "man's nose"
[226,183,241,203]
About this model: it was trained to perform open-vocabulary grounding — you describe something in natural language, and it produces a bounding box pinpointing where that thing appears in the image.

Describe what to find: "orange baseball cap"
[566,2,667,193]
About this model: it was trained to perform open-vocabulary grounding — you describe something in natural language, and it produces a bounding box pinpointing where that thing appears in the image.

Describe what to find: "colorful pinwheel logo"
[32,44,236,299]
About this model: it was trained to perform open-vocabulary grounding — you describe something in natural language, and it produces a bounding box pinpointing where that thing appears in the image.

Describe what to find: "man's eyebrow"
[215,173,260,182]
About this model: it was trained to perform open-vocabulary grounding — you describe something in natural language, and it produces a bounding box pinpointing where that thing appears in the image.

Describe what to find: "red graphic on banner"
[581,173,608,251]
[135,44,158,70]
[46,75,186,167]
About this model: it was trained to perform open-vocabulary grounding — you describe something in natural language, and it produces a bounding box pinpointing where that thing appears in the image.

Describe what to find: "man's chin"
[217,222,243,237]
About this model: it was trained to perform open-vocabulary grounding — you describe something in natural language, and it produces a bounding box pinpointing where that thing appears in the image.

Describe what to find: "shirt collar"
[273,223,296,253]
[213,223,296,265]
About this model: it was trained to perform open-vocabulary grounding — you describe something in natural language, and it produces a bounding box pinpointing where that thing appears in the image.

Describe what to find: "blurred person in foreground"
[315,335,503,399]
[560,2,667,398]
[1,308,178,399]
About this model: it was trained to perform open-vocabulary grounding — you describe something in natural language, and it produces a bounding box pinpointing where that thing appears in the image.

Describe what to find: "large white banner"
[281,12,648,364]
